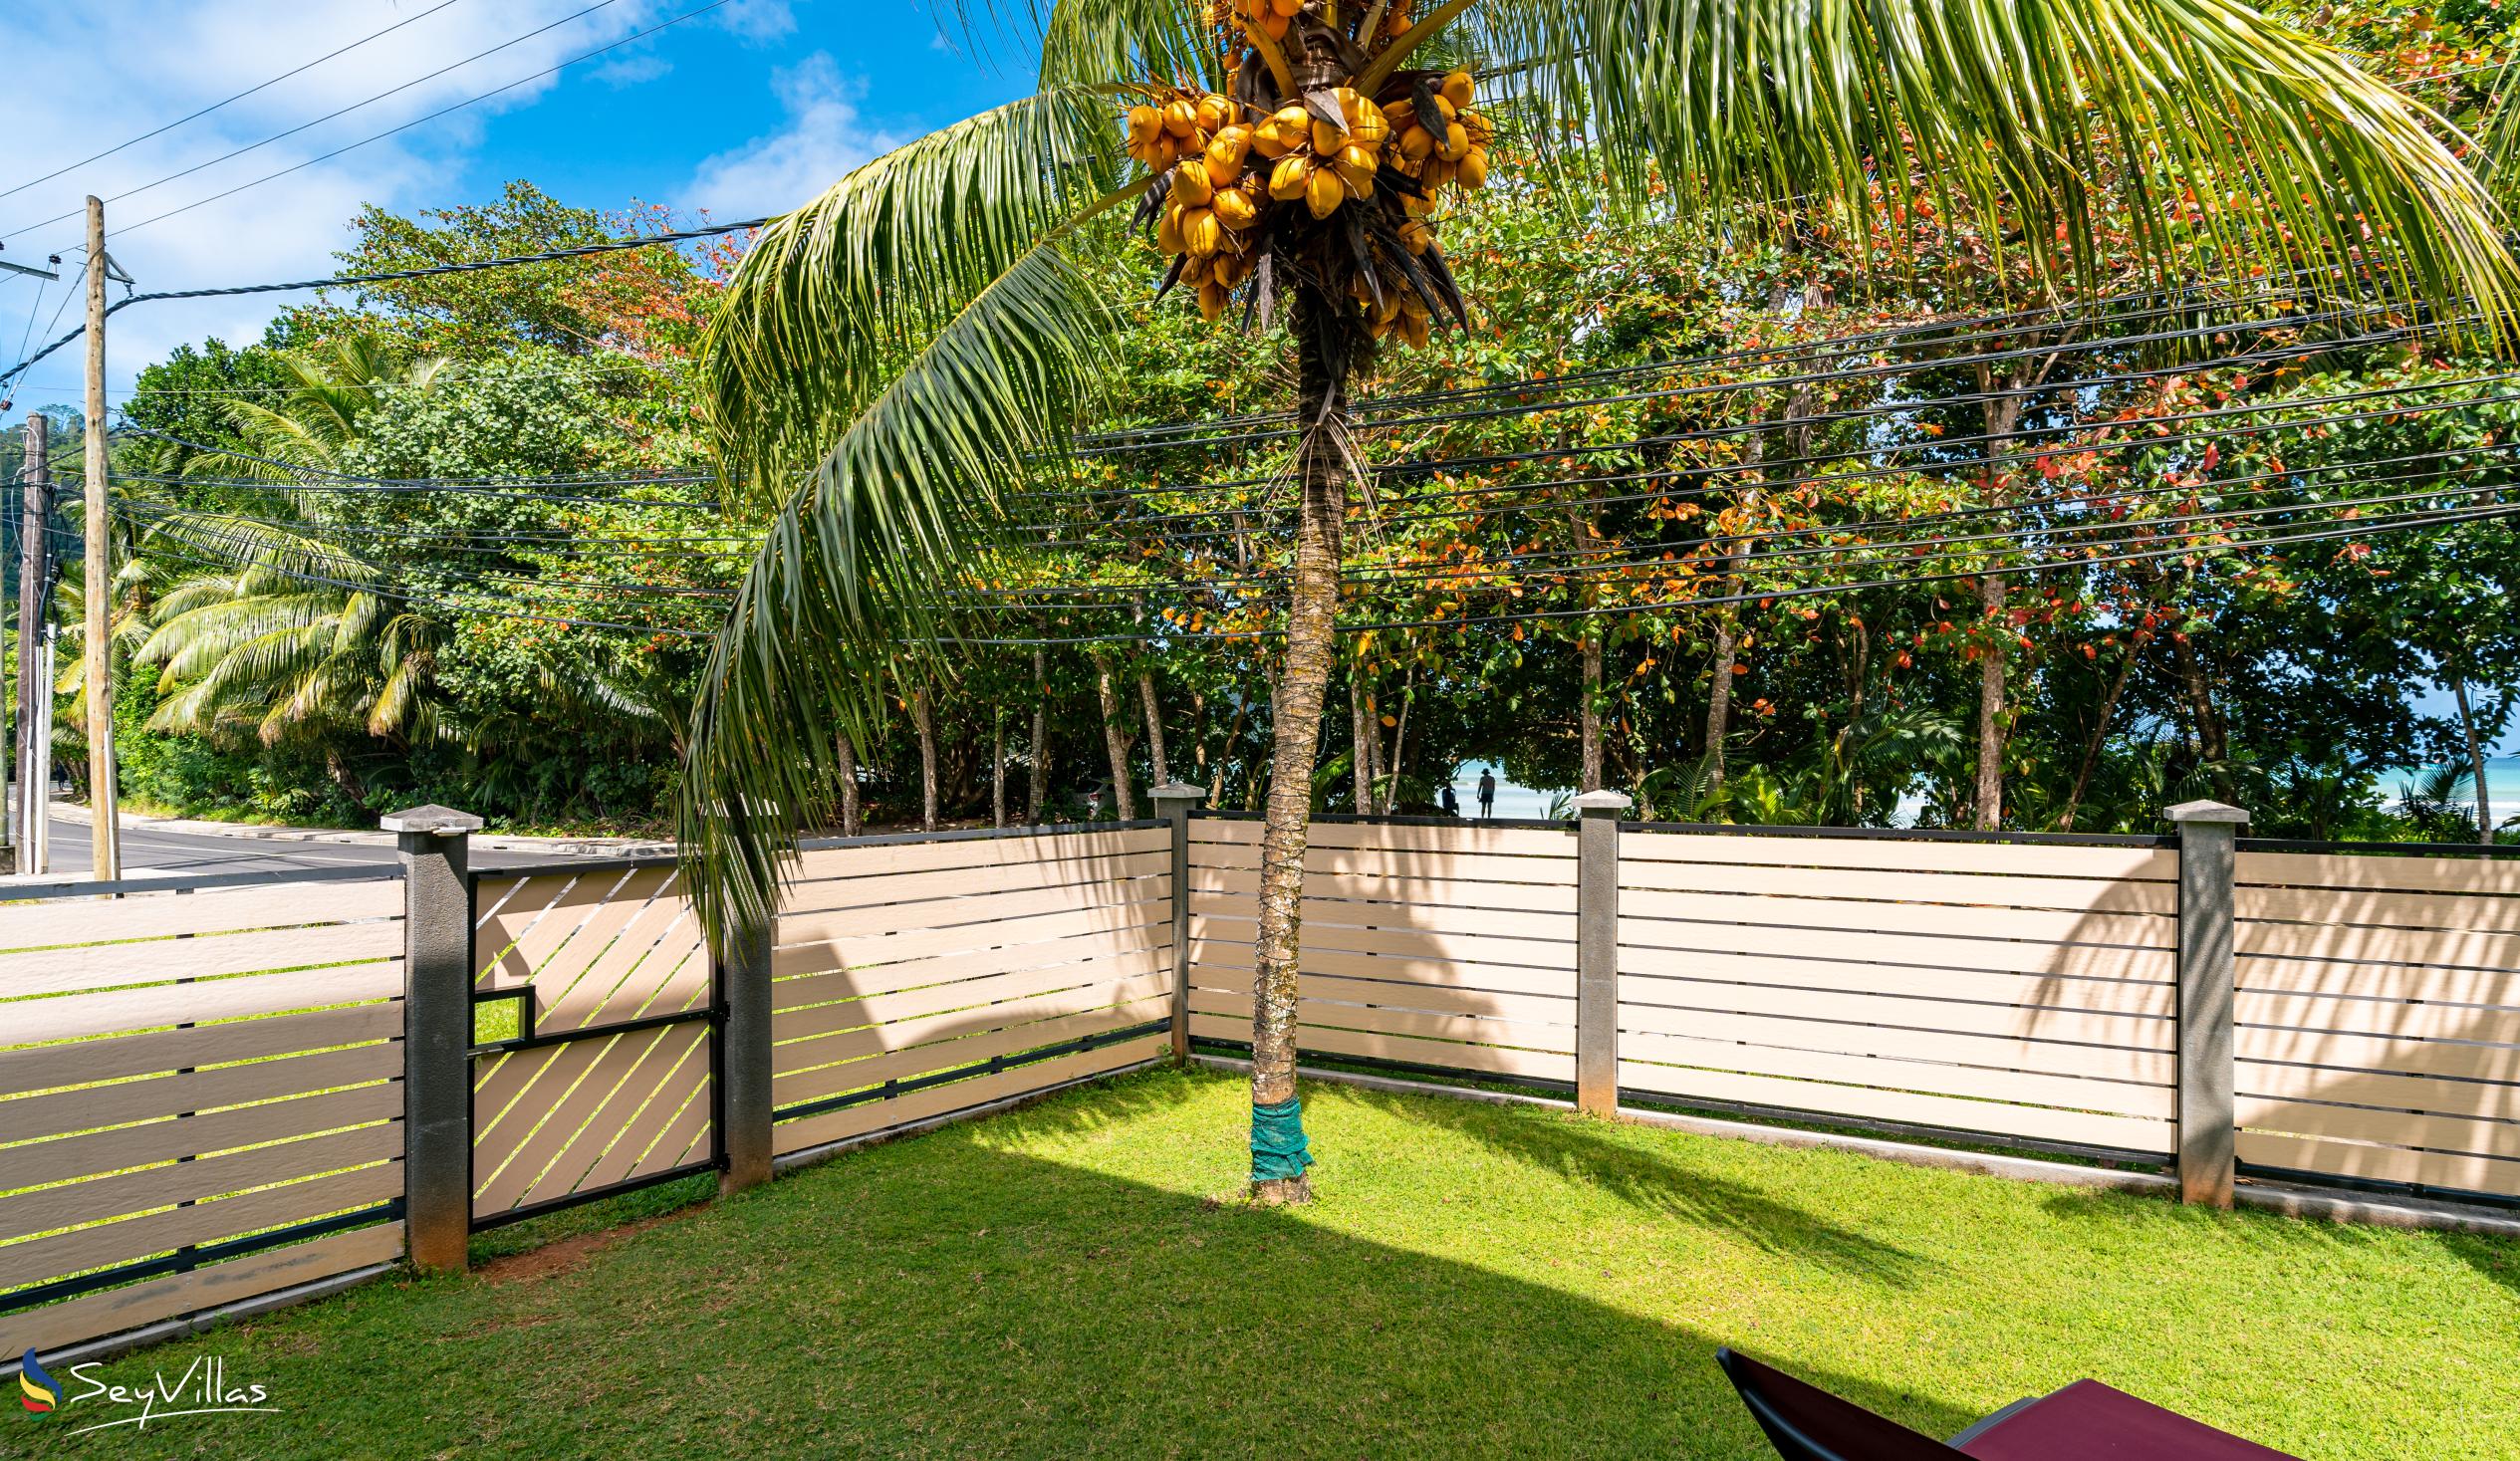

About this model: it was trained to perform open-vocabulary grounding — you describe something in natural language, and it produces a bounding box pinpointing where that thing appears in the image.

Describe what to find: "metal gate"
[466,856,721,1228]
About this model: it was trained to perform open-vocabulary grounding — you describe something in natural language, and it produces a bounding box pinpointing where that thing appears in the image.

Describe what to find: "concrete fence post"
[1572,791,1633,1115]
[384,804,482,1274]
[717,914,774,1196]
[2166,799,2248,1208]
[1149,782,1207,1064]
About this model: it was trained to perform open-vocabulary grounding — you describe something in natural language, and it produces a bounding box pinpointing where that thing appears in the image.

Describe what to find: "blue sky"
[0,1,1033,402]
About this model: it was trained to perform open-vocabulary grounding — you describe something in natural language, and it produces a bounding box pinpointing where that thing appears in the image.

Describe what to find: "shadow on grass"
[1342,1086,1935,1286]
[35,1084,1978,1459]
[2033,1181,2520,1299]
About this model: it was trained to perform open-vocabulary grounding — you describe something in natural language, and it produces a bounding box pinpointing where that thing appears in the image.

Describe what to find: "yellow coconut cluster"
[1219,0,1409,44]
[1126,69,1493,341]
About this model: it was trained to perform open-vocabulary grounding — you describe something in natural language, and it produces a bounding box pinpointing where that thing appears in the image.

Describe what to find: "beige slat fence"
[0,874,408,1358]
[1185,818,1582,1082]
[770,827,1174,1157]
[2231,851,2520,1198]
[1615,831,2181,1155]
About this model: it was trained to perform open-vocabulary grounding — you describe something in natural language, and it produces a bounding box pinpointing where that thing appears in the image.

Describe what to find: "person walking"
[1477,769,1497,820]
[1439,782,1459,817]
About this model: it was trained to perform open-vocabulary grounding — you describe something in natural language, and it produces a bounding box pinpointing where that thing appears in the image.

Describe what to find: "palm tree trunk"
[835,732,863,837]
[1249,298,1350,1205]
[2452,673,2495,846]
[1138,670,1171,787]
[1580,630,1605,793]
[1090,651,1137,821]
[911,690,939,832]
[1028,644,1050,824]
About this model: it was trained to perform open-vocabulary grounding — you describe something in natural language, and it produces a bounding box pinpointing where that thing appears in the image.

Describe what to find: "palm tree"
[197,336,449,482]
[684,2,2516,1202]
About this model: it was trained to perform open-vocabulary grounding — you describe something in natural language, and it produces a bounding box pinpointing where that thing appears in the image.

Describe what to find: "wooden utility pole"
[15,412,52,872]
[83,196,118,880]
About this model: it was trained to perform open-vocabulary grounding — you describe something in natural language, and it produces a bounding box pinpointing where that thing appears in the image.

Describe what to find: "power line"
[0,0,473,205]
[0,215,764,392]
[0,0,633,244]
[46,0,744,250]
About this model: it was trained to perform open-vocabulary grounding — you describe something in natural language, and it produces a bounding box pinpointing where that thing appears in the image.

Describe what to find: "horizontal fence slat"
[1188,942,1574,999]
[777,997,1170,1109]
[1617,1058,2172,1152]
[1190,819,1575,858]
[1615,957,2176,1024]
[1186,965,1574,1027]
[775,971,1172,1083]
[1621,833,2176,881]
[1185,865,1578,914]
[777,899,1171,976]
[1618,894,2174,950]
[772,950,1170,1044]
[772,1035,1165,1154]
[783,852,1173,915]
[2236,1130,2520,1197]
[2235,1058,2520,1117]
[774,929,1169,1006]
[785,876,1169,944]
[789,830,1168,882]
[1616,1000,2173,1083]
[0,878,401,951]
[1190,989,1575,1054]
[2235,883,2520,933]
[1618,923,2176,984]
[0,1162,399,1293]
[2233,992,2520,1046]
[2,963,402,1049]
[0,1221,402,1359]
[1186,840,1578,886]
[1190,913,1570,970]
[2238,851,2520,897]
[1620,1028,2172,1119]
[2234,1025,2520,1084]
[2234,956,2520,1008]
[0,920,403,999]
[0,1043,400,1147]
[1617,858,2175,914]
[0,1122,398,1247]
[2234,920,2520,974]
[1187,1013,1575,1082]
[0,1003,401,1100]
[0,1082,402,1194]
[1186,890,1573,943]
[2233,1095,2520,1159]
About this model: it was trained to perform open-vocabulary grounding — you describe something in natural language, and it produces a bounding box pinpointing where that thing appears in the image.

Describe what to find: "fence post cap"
[1571,791,1634,814]
[2163,800,2250,826]
[1148,782,1208,803]
[381,804,484,836]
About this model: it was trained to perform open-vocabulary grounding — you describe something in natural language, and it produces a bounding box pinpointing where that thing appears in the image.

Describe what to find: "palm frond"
[683,237,1116,937]
[1454,0,2515,332]
[701,88,1125,513]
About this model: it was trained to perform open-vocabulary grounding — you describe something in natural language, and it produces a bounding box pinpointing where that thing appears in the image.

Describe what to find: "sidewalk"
[45,800,672,856]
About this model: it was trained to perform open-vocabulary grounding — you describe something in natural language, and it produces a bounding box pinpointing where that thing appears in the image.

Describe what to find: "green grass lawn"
[10,1068,2516,1458]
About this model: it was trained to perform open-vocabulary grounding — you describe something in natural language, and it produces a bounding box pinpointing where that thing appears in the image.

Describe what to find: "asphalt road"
[25,813,576,879]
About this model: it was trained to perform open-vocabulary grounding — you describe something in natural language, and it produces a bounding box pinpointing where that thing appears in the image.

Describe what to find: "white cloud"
[0,1,699,400]
[715,0,798,44]
[682,54,897,219]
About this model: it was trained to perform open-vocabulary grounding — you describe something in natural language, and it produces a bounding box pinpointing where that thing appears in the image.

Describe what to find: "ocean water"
[2376,754,2520,828]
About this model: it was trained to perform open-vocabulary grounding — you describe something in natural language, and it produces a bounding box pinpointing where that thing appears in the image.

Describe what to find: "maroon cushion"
[1956,1380,2299,1461]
